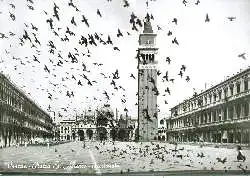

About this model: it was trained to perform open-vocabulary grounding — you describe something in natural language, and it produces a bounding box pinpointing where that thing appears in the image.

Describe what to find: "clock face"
[139,35,155,46]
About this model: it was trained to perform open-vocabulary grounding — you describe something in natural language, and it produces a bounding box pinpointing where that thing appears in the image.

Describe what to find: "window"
[160,119,164,125]
[213,111,216,122]
[244,102,249,116]
[236,104,241,118]
[213,93,216,102]
[230,85,234,96]
[218,91,222,100]
[236,82,241,93]
[224,108,227,120]
[208,113,211,123]
[201,114,203,124]
[209,95,212,103]
[244,80,248,91]
[218,109,222,121]
[228,105,233,119]
[224,88,228,98]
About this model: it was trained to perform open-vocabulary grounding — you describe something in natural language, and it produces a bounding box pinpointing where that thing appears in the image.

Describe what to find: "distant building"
[0,72,54,147]
[166,67,250,144]
[59,120,75,141]
[58,104,119,141]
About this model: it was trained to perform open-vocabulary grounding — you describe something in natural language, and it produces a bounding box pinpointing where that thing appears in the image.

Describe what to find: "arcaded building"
[0,72,54,147]
[166,67,250,144]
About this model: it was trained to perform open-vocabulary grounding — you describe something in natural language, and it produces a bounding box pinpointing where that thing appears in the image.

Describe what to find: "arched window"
[160,119,164,125]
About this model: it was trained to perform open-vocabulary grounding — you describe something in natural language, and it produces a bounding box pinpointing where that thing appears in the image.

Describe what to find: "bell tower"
[137,16,158,141]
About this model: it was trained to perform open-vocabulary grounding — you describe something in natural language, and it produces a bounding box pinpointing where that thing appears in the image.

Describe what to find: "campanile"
[137,17,158,141]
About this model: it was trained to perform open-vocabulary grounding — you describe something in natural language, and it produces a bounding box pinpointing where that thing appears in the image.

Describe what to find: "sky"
[0,0,250,123]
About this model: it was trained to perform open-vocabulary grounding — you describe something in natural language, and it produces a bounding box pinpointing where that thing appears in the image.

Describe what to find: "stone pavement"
[0,141,249,175]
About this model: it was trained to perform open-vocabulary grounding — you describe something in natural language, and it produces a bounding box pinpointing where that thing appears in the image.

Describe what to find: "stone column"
[233,129,236,143]
[249,130,250,145]
[226,106,229,121]
[240,102,244,119]
[209,131,212,142]
[210,111,213,123]
[221,108,224,122]
[240,128,243,144]
[233,103,237,120]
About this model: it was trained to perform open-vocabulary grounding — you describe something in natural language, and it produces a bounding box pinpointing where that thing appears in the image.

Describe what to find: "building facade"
[137,17,159,141]
[59,105,118,141]
[58,106,137,141]
[0,73,54,147]
[166,68,250,144]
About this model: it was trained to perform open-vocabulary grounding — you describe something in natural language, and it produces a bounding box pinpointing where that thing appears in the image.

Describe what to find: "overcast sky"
[0,0,250,122]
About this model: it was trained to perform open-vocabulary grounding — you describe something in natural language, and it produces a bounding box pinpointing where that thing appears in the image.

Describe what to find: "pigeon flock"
[86,141,249,174]
[1,140,248,174]
[0,0,248,120]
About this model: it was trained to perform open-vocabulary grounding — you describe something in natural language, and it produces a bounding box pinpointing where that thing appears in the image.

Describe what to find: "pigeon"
[123,0,129,7]
[238,53,246,60]
[183,0,187,6]
[172,18,177,25]
[166,57,171,64]
[227,17,236,21]
[205,13,210,22]
[216,157,227,164]
[181,65,186,71]
[97,9,102,17]
[172,37,179,45]
[195,0,200,5]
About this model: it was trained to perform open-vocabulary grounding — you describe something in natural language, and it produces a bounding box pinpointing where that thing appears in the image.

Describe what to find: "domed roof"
[99,104,114,114]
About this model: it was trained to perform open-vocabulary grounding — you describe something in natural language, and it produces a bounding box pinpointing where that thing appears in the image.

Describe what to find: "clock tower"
[137,17,158,141]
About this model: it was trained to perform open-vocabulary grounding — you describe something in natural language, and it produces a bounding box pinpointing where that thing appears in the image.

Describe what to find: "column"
[233,129,236,143]
[226,106,229,121]
[210,111,213,123]
[221,108,224,122]
[249,130,250,146]
[209,131,212,142]
[233,103,237,120]
[240,128,243,144]
[240,102,244,119]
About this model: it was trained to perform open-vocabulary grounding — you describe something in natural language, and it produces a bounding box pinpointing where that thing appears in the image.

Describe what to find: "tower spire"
[143,13,153,33]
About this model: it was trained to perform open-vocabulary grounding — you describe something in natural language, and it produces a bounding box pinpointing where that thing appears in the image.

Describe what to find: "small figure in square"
[236,145,246,162]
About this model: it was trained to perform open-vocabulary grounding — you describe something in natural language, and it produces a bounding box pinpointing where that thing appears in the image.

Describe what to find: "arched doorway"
[110,129,118,141]
[118,129,127,141]
[158,136,161,141]
[162,136,165,141]
[72,131,76,141]
[86,129,94,140]
[78,130,85,141]
[97,127,107,141]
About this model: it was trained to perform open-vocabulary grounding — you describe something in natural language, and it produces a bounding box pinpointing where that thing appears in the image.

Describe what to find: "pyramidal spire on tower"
[143,13,153,33]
